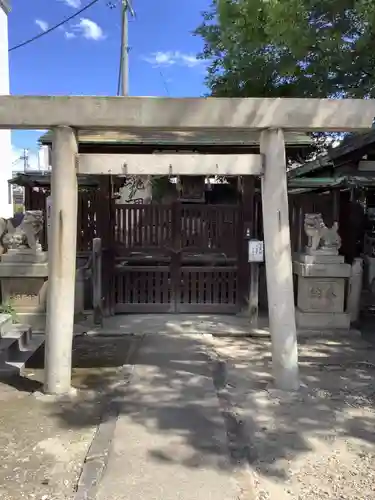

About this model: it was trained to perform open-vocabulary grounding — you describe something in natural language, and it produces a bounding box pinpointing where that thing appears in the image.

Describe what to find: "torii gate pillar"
[260,129,299,391]
[44,126,78,395]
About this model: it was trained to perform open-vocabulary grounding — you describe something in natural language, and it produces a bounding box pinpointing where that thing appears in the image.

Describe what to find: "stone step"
[0,333,44,376]
[0,314,14,337]
[0,324,32,353]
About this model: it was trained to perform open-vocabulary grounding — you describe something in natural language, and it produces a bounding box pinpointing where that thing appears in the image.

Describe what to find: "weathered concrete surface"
[78,152,263,176]
[45,125,78,395]
[0,335,139,500]
[210,333,375,499]
[260,128,299,391]
[95,333,244,500]
[0,386,98,500]
[74,312,270,337]
[1,95,375,131]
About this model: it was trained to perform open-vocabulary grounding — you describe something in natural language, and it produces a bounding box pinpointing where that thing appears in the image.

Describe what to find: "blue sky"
[9,0,209,168]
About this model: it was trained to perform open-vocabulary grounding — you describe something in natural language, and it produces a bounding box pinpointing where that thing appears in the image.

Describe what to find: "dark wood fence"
[24,186,109,253]
[112,203,242,313]
[289,191,338,253]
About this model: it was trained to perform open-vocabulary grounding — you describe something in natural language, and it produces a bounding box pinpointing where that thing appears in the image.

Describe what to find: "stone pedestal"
[0,250,48,329]
[0,250,84,330]
[293,252,351,330]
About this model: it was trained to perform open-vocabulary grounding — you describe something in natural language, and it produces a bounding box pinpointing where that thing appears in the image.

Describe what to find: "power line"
[9,0,101,53]
[159,69,170,96]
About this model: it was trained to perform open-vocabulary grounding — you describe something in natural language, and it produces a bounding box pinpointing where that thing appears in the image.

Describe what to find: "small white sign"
[248,239,264,262]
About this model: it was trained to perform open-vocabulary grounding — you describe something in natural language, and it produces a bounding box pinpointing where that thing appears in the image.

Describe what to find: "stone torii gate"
[0,95,375,395]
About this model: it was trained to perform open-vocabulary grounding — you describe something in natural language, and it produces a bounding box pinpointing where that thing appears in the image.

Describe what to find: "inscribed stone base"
[297,276,345,314]
[1,277,48,313]
[295,308,351,330]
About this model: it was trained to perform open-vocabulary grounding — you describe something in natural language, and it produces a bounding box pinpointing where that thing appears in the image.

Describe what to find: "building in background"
[38,145,51,170]
[11,169,23,212]
[10,144,51,212]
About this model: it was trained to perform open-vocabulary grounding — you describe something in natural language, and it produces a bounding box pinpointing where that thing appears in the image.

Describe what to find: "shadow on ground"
[212,333,375,484]
[16,328,375,485]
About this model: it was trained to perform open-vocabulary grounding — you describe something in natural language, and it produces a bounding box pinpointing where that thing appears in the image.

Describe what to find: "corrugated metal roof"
[289,175,375,191]
[9,172,99,187]
[288,154,333,179]
[289,129,375,178]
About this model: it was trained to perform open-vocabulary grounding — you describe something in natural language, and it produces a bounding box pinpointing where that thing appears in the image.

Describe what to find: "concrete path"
[75,313,270,337]
[95,333,244,500]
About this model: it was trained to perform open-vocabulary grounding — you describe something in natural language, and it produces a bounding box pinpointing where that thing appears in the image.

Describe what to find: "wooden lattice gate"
[112,203,242,313]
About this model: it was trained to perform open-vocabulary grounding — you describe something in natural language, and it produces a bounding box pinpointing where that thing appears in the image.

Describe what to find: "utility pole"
[20,149,29,171]
[120,0,134,96]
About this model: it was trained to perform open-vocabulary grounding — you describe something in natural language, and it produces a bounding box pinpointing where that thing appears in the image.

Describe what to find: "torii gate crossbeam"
[1,95,374,395]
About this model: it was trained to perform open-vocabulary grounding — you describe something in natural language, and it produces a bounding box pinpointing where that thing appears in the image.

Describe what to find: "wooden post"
[333,189,340,222]
[248,191,260,325]
[260,129,299,391]
[249,263,260,325]
[44,126,78,395]
[298,206,303,252]
[92,237,103,326]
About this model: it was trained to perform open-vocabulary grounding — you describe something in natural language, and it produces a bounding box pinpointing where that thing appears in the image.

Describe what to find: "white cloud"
[64,31,76,39]
[62,0,81,7]
[35,19,49,32]
[73,18,105,41]
[143,51,204,68]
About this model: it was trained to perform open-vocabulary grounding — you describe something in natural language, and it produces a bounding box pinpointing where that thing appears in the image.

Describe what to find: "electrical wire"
[159,70,170,96]
[9,0,101,53]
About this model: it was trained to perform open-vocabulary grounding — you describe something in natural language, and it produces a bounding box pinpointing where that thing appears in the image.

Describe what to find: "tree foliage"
[195,0,375,99]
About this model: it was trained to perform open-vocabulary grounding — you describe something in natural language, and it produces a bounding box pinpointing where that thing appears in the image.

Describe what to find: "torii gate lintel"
[1,95,373,395]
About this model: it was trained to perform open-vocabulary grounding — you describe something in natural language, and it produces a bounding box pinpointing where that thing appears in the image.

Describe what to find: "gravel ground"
[209,333,375,500]
[0,335,139,500]
[0,388,98,500]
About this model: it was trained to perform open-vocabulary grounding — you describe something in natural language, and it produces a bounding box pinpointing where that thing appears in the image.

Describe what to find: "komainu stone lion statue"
[0,210,44,255]
[304,213,341,253]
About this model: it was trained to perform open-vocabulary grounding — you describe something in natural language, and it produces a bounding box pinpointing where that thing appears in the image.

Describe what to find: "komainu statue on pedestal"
[0,210,44,254]
[304,213,341,253]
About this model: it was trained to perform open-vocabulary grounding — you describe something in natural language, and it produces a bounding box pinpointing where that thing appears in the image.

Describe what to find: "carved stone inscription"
[2,278,47,312]
[297,277,345,313]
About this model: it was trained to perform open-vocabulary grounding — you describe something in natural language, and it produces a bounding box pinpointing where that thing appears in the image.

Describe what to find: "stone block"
[0,252,85,330]
[1,249,48,264]
[14,312,46,331]
[1,277,48,313]
[297,277,345,313]
[0,262,48,278]
[0,314,13,337]
[293,261,351,278]
[294,253,345,265]
[305,247,338,256]
[296,309,350,330]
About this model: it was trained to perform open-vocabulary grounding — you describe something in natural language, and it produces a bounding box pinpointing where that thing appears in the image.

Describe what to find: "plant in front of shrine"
[0,301,19,323]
